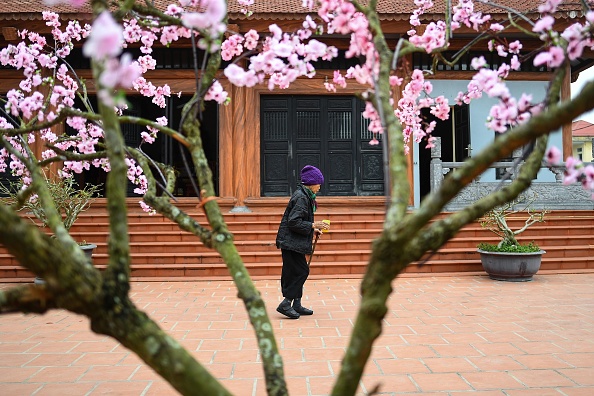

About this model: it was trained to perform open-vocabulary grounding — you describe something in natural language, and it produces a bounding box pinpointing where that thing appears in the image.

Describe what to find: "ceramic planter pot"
[80,243,97,261]
[477,249,545,282]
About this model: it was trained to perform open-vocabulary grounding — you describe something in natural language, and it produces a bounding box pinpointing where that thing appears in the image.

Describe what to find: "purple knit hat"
[300,165,324,185]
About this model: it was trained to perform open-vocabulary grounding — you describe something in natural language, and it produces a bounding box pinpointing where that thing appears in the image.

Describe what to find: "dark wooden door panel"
[261,95,384,197]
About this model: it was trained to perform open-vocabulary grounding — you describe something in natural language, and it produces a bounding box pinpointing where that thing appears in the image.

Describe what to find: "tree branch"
[0,284,57,314]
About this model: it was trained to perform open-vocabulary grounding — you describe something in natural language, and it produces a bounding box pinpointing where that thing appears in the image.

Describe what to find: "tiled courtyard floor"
[1,273,594,395]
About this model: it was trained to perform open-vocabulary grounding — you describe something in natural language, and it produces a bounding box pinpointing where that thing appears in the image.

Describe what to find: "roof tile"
[573,120,594,137]
[0,0,585,20]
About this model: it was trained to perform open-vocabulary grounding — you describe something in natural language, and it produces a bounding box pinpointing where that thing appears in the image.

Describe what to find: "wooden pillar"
[231,84,249,207]
[218,80,234,198]
[219,81,252,208]
[221,81,260,210]
[562,63,572,159]
[244,87,260,200]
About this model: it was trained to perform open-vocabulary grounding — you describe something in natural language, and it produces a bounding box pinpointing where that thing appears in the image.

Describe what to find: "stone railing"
[430,137,594,211]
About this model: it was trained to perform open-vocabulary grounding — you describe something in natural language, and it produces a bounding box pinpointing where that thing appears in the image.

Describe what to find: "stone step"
[2,242,590,269]
[1,205,593,280]
[0,231,584,255]
[3,255,592,281]
[30,219,594,242]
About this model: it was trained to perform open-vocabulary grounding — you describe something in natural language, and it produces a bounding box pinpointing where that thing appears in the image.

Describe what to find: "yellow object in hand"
[322,219,330,233]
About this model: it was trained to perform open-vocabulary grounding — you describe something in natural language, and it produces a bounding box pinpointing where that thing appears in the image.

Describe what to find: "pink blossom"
[83,11,123,60]
[562,23,587,61]
[533,46,565,68]
[538,0,562,14]
[564,157,582,185]
[304,40,328,60]
[490,23,504,32]
[63,160,87,175]
[430,97,450,120]
[141,131,155,144]
[545,146,562,165]
[303,15,316,30]
[510,55,521,71]
[77,137,98,154]
[133,175,148,195]
[582,165,594,190]
[271,42,293,58]
[452,0,490,31]
[409,21,446,53]
[497,64,511,79]
[181,13,209,31]
[470,56,486,70]
[508,40,522,54]
[66,116,86,131]
[221,35,244,61]
[18,92,44,119]
[139,200,157,215]
[160,26,180,46]
[181,0,226,36]
[244,30,259,50]
[424,136,437,149]
[223,64,259,87]
[99,53,142,89]
[137,55,156,73]
[532,15,555,33]
[204,80,229,104]
[88,124,104,138]
[496,45,507,58]
[123,19,143,43]
[389,75,403,87]
[333,70,347,88]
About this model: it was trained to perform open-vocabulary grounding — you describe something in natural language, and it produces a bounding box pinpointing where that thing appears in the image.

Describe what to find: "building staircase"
[1,197,593,281]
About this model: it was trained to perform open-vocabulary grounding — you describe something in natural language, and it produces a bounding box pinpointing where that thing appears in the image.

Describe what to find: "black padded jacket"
[275,185,315,255]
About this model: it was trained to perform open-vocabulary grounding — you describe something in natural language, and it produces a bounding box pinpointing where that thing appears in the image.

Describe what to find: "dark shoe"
[293,304,313,315]
[277,302,300,319]
[293,298,313,315]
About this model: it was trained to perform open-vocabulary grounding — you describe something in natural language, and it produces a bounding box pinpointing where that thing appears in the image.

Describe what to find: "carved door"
[261,95,384,197]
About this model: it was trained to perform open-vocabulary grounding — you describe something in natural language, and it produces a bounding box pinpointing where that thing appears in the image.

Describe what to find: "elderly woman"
[275,165,330,319]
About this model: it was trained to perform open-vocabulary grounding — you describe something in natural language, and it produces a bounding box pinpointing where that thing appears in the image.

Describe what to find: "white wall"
[571,65,594,123]
[412,79,562,207]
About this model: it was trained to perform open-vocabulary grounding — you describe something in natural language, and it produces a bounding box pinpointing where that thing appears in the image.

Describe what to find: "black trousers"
[280,249,310,299]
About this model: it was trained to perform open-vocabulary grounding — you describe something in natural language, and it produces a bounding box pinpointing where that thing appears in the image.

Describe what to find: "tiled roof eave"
[229,12,570,22]
[0,12,91,21]
[0,10,578,22]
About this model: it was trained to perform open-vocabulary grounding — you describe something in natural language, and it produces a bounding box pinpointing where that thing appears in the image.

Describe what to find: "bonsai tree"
[0,175,101,238]
[478,193,549,253]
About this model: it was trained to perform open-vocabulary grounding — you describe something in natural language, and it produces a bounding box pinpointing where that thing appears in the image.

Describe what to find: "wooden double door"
[260,95,384,197]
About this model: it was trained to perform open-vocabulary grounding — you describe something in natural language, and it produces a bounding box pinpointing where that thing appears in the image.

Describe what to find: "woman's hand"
[312,221,330,233]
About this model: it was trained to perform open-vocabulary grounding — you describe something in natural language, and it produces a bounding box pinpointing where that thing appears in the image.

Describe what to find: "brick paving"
[1,273,593,395]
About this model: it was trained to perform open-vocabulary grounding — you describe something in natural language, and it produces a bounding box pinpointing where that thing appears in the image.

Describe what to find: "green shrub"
[477,241,541,253]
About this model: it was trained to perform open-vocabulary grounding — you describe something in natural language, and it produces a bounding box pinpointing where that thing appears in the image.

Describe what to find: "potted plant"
[477,193,548,281]
[0,175,101,283]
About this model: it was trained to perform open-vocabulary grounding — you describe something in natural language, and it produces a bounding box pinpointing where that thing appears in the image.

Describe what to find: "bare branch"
[0,284,57,314]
